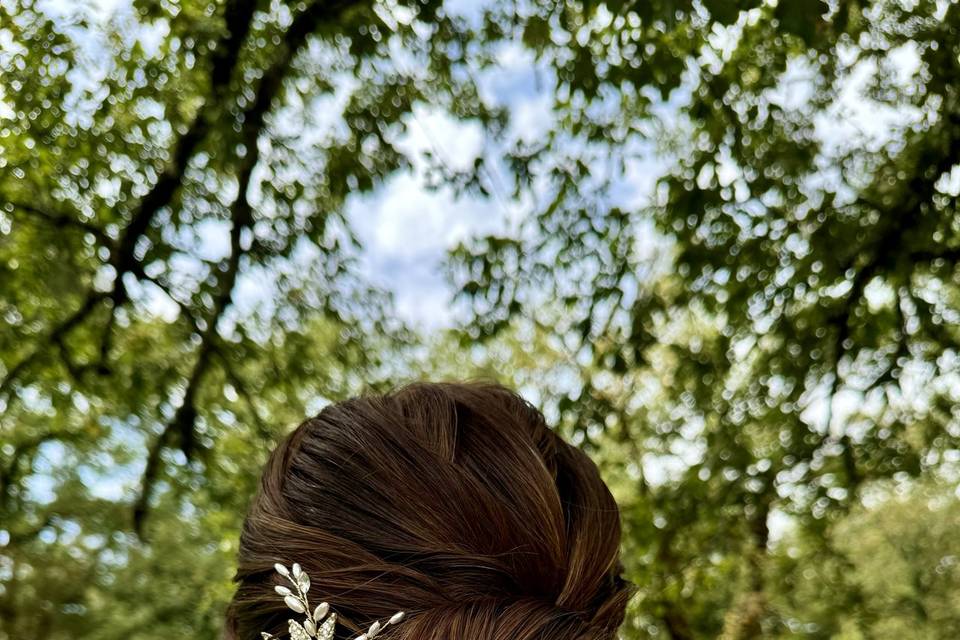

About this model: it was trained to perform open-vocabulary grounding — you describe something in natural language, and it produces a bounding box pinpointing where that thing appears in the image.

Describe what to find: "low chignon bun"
[227,381,633,640]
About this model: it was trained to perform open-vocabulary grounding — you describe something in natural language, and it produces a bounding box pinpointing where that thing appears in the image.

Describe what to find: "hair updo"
[226,381,632,640]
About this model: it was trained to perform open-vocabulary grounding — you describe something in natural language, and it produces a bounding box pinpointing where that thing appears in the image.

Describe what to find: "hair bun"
[227,382,632,640]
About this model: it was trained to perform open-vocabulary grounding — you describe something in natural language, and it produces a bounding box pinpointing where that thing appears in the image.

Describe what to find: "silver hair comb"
[262,563,406,640]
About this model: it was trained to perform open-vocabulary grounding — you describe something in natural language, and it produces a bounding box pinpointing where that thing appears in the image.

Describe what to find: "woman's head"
[227,381,632,640]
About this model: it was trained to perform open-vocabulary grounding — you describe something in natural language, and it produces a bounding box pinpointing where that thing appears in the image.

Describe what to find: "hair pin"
[262,563,405,640]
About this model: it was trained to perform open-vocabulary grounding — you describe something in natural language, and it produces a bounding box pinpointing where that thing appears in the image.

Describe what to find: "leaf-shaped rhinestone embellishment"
[288,620,311,640]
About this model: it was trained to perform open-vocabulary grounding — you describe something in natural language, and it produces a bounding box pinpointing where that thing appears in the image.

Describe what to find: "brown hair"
[226,381,632,640]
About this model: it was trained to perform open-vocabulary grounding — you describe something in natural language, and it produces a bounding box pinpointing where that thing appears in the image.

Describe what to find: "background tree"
[767,479,960,639]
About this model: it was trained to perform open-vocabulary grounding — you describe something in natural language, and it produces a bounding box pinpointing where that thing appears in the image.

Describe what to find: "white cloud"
[398,105,486,173]
[348,169,505,330]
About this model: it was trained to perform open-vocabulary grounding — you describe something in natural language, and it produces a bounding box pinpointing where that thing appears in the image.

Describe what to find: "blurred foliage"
[449,0,960,637]
[1,0,959,639]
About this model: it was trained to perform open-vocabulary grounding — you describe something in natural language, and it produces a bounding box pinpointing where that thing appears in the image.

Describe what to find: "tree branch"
[0,0,259,406]
[108,0,259,305]
[0,431,85,511]
[4,199,114,247]
[132,0,363,535]
[817,111,960,497]
[0,291,108,401]
[220,358,273,442]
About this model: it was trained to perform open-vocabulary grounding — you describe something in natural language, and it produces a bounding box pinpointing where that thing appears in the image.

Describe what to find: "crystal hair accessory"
[262,563,406,640]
